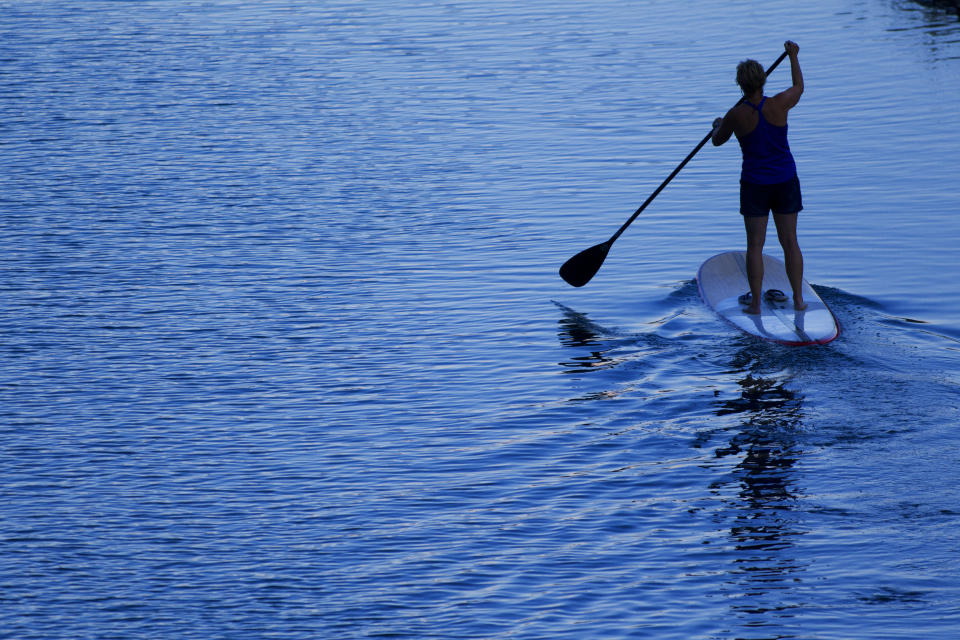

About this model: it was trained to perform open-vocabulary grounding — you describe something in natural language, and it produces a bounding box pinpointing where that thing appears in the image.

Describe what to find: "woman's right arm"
[774,40,803,111]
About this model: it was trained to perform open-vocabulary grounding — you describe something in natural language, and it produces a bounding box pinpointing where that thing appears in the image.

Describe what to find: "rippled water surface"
[3,1,960,638]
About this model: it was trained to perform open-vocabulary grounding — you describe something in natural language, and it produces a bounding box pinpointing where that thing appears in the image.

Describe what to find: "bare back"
[728,90,792,139]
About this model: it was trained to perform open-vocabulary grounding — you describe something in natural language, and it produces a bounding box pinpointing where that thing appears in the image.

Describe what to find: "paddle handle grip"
[607,50,789,245]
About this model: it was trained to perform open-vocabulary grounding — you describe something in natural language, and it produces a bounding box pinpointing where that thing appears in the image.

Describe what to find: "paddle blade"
[559,241,610,287]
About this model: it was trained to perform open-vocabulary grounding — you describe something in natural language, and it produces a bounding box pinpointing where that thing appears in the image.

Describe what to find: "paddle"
[559,51,789,288]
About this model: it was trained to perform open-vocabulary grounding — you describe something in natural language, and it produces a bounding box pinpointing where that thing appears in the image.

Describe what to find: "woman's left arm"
[711,112,735,146]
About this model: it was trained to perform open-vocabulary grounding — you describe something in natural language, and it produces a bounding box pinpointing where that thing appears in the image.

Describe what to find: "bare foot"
[794,299,808,311]
[744,304,762,315]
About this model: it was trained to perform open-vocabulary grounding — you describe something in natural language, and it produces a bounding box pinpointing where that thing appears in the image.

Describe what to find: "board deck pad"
[697,251,839,346]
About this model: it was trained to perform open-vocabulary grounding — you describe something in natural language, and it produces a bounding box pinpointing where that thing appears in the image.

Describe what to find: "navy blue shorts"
[740,176,803,217]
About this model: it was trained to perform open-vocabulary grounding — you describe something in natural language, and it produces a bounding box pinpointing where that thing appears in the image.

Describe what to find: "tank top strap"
[746,96,767,112]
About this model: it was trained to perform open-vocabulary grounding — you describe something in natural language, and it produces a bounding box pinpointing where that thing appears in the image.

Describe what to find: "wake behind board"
[697,251,839,346]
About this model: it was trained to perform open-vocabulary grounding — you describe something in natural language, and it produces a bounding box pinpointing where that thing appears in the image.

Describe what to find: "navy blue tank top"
[737,97,797,184]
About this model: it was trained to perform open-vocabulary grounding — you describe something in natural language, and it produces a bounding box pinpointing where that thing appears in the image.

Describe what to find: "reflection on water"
[553,301,629,374]
[895,0,960,60]
[710,356,807,631]
[907,0,960,21]
[554,301,605,348]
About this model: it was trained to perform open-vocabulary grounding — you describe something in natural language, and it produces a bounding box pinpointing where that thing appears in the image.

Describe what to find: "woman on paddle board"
[710,40,806,314]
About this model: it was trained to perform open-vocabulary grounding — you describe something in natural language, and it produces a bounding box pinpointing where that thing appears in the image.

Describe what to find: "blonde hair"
[736,59,766,95]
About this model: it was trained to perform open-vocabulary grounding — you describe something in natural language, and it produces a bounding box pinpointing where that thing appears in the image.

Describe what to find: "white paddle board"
[697,251,839,346]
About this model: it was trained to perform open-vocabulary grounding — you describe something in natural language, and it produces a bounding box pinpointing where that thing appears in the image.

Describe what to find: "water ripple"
[3,1,960,639]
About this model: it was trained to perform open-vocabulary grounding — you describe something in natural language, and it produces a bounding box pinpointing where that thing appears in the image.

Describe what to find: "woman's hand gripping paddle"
[559,51,788,288]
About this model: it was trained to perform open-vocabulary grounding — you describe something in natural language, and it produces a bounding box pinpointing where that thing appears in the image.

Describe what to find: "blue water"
[3,1,960,638]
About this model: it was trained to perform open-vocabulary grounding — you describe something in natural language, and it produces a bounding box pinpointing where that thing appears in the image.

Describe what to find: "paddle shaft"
[606,50,789,246]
